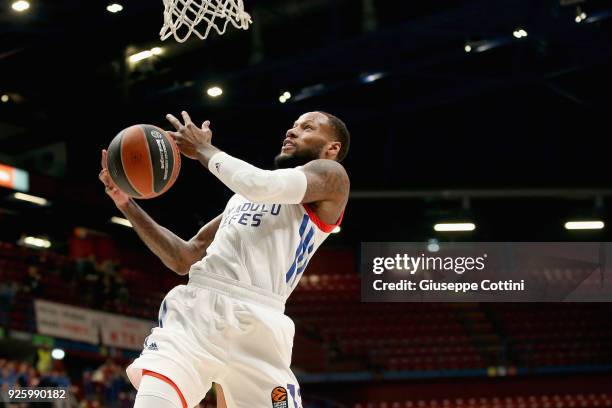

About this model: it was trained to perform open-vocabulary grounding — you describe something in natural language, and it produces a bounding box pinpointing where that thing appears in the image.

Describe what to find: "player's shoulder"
[300,159,349,182]
[300,159,349,207]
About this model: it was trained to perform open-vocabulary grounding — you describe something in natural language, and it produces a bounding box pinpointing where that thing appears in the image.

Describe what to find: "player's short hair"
[317,111,350,162]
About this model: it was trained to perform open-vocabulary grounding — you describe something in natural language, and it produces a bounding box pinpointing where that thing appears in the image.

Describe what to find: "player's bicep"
[300,159,349,204]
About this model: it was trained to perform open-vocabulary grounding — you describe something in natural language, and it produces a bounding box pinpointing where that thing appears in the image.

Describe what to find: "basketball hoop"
[160,0,252,43]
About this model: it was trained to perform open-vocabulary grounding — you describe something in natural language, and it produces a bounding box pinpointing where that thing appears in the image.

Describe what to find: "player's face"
[274,112,332,169]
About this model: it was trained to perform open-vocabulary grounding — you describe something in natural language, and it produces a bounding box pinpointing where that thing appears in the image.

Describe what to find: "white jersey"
[129,180,344,407]
[189,193,343,298]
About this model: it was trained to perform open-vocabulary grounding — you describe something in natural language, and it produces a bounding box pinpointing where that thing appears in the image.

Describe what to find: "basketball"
[106,124,181,199]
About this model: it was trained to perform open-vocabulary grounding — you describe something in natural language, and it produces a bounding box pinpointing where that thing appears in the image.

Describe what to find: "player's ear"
[325,141,341,159]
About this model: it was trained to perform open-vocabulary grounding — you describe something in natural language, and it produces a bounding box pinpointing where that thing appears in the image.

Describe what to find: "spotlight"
[434,223,476,232]
[13,192,48,206]
[22,236,51,249]
[129,50,152,63]
[51,349,65,360]
[564,220,604,230]
[128,47,163,64]
[464,44,472,53]
[111,216,132,228]
[206,86,223,97]
[1,94,8,103]
[513,28,528,39]
[362,72,384,83]
[106,3,123,13]
[575,12,587,23]
[11,1,30,12]
[575,6,587,23]
[279,91,291,103]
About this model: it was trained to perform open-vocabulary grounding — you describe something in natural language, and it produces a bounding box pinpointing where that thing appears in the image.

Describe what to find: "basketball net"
[160,0,252,43]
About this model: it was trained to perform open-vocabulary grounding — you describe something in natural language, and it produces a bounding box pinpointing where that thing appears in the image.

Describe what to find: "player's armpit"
[176,213,223,275]
[300,159,350,204]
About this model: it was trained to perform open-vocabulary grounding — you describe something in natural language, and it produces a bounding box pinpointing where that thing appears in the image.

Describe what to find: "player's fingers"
[166,114,183,131]
[101,150,107,169]
[181,111,192,125]
[100,172,113,188]
[201,120,210,129]
[100,171,110,184]
[99,169,118,190]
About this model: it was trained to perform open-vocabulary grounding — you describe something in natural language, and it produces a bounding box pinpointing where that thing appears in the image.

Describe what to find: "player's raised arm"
[99,149,222,275]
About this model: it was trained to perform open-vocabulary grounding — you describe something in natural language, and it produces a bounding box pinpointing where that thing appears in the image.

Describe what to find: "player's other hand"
[166,111,213,160]
[99,149,130,208]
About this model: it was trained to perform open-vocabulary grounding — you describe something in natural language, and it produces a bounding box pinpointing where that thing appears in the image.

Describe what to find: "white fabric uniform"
[127,193,343,408]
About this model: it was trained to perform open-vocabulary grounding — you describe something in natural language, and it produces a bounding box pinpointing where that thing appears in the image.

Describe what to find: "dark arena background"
[1,0,612,407]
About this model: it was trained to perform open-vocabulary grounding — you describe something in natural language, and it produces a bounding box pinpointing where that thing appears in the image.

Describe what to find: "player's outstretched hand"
[99,149,130,208]
[166,111,213,160]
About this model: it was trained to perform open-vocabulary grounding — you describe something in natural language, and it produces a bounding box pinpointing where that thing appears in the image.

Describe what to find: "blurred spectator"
[1,361,18,387]
[36,348,52,374]
[15,362,30,387]
[0,382,11,405]
[0,281,18,326]
[40,369,70,388]
[77,255,98,283]
[23,266,42,296]
[82,370,95,400]
[115,276,129,307]
[91,359,130,407]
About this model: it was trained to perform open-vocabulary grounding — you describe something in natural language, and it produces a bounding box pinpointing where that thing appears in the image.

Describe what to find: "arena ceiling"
[1,0,612,244]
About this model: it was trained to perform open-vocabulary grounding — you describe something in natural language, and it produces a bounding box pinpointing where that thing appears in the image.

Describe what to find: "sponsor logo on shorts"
[215,162,222,173]
[271,386,288,408]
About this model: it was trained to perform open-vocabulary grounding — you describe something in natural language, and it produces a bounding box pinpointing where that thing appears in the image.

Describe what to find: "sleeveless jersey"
[189,193,343,298]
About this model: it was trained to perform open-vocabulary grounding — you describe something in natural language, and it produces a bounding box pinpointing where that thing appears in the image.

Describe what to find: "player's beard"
[274,144,323,169]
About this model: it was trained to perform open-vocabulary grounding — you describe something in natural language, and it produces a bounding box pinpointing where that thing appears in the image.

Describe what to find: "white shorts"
[126,272,303,408]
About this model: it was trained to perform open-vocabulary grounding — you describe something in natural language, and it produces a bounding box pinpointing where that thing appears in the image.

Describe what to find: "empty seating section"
[487,304,612,366]
[288,273,489,371]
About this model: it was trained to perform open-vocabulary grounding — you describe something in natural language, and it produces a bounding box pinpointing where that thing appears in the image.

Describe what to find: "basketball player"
[98,111,350,408]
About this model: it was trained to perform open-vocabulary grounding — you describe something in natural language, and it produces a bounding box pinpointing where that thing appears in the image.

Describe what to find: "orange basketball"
[106,124,181,199]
